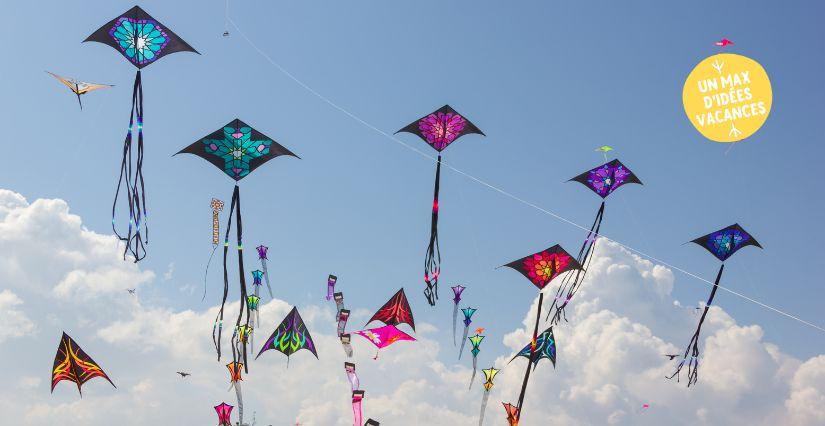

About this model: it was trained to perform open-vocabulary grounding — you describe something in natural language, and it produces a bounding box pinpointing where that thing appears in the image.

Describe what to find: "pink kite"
[715,38,733,47]
[354,324,416,359]
[214,402,233,426]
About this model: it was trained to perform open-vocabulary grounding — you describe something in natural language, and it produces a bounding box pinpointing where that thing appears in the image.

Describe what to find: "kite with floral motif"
[669,223,761,386]
[396,105,484,306]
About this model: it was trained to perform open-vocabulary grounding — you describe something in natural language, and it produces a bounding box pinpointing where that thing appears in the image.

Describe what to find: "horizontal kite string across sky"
[226,16,825,335]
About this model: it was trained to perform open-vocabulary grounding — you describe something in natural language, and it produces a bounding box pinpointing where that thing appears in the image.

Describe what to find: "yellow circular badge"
[682,53,772,142]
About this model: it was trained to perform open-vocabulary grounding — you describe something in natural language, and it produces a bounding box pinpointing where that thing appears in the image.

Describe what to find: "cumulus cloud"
[0,289,36,343]
[0,189,824,426]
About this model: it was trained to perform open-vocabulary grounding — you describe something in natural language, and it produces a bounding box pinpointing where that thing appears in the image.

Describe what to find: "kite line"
[226,16,825,335]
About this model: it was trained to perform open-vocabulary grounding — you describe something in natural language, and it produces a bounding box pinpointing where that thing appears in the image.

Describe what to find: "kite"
[327,274,337,301]
[226,362,245,425]
[176,371,190,378]
[354,325,416,359]
[594,145,613,160]
[46,71,112,109]
[257,306,318,367]
[502,402,520,426]
[248,269,265,351]
[126,288,136,295]
[366,288,415,331]
[256,245,274,298]
[509,326,557,369]
[203,198,225,301]
[352,390,365,426]
[502,244,581,423]
[715,38,734,47]
[214,402,233,426]
[669,224,761,386]
[246,294,260,351]
[365,420,380,426]
[338,309,351,337]
[340,333,354,358]
[458,307,477,360]
[84,5,198,262]
[177,119,298,370]
[478,367,499,426]
[547,160,641,325]
[468,333,485,389]
[345,362,360,391]
[51,332,115,396]
[450,285,466,346]
[233,324,252,363]
[396,105,485,305]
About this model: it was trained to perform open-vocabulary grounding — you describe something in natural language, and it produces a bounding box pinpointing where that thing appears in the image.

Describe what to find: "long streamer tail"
[112,69,148,263]
[479,390,490,426]
[234,382,244,425]
[232,186,250,373]
[213,186,239,362]
[202,244,218,301]
[547,201,604,324]
[469,356,477,389]
[452,303,459,346]
[668,264,725,386]
[423,155,442,306]
[459,326,469,360]
[261,258,274,299]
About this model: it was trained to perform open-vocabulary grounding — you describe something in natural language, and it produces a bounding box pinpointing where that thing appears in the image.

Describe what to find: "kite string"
[225,17,825,335]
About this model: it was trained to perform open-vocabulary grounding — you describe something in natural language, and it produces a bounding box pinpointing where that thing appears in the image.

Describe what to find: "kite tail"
[234,381,244,426]
[233,185,251,373]
[423,155,442,306]
[112,70,148,263]
[342,339,353,358]
[202,244,218,301]
[668,264,724,386]
[479,390,490,426]
[516,292,545,418]
[452,303,459,346]
[469,356,478,389]
[459,326,470,360]
[352,392,364,426]
[214,187,240,361]
[260,258,274,299]
[547,201,604,324]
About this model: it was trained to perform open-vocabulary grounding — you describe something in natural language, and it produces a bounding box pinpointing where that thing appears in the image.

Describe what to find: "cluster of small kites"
[44,6,763,426]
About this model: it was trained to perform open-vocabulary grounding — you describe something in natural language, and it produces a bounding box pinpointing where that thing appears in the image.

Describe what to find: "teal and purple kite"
[85,6,198,262]
[177,119,298,371]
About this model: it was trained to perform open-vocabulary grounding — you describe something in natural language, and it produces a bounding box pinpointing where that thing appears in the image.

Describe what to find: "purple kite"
[547,159,642,325]
[327,274,337,301]
[451,285,466,346]
[256,245,274,299]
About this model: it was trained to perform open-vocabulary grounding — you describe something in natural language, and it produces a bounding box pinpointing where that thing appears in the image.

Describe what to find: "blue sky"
[1,2,825,422]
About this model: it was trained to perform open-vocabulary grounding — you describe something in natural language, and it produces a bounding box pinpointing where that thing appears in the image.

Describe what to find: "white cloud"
[0,290,35,343]
[163,262,175,281]
[0,190,824,426]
